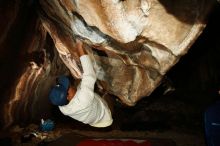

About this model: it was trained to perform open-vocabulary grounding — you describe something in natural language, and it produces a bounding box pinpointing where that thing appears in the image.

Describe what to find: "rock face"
[38,0,213,105]
[0,0,215,127]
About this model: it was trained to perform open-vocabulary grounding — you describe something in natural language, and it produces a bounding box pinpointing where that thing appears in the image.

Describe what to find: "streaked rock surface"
[38,0,214,105]
[0,0,215,127]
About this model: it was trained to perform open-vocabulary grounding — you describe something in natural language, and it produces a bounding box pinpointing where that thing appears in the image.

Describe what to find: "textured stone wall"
[0,0,215,128]
[38,0,214,105]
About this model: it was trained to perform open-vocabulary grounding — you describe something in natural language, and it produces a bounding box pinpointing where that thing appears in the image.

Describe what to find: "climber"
[48,39,113,128]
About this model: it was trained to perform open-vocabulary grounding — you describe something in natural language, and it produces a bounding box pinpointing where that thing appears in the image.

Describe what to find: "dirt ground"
[0,124,206,146]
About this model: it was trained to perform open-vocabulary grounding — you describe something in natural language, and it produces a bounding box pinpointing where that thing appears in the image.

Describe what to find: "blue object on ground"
[204,100,220,146]
[40,119,55,132]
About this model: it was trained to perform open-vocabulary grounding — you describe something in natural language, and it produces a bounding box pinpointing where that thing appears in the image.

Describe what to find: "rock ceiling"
[0,0,215,127]
[38,0,213,105]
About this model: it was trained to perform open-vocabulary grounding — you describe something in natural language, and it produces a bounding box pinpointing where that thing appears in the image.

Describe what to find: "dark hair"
[66,75,80,88]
